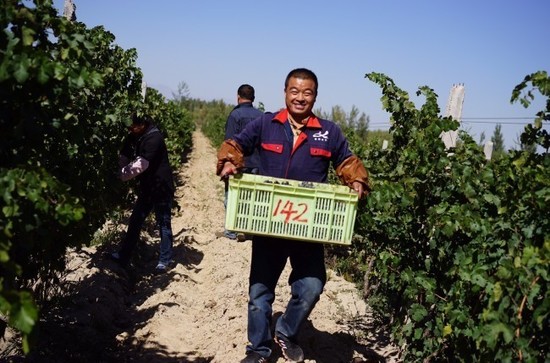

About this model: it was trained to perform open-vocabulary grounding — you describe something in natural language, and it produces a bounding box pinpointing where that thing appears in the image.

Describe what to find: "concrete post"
[441,83,465,149]
[63,0,77,21]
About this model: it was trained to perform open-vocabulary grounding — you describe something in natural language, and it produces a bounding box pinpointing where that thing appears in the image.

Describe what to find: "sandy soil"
[1,130,400,363]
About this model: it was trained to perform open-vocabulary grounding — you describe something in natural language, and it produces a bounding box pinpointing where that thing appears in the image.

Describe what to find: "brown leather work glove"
[216,139,245,176]
[336,155,371,198]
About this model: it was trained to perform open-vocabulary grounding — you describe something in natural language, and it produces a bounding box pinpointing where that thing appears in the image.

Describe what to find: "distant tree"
[315,104,371,147]
[317,105,369,134]
[355,112,370,140]
[479,131,486,145]
[329,105,346,125]
[491,123,506,159]
[348,105,360,127]
[258,102,265,112]
[172,81,190,103]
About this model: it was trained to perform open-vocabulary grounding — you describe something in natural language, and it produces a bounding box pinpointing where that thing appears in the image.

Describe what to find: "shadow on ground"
[2,226,211,363]
[267,312,399,363]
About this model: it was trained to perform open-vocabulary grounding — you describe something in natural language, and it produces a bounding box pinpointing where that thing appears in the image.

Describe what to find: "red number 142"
[273,199,308,224]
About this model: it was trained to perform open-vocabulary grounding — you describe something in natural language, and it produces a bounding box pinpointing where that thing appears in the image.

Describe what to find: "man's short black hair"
[131,113,153,126]
[285,68,318,95]
[238,84,255,102]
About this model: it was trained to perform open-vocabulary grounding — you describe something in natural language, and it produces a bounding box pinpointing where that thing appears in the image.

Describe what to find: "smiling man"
[216,68,370,363]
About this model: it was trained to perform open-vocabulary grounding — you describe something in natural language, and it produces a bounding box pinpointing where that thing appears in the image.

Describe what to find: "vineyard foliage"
[349,72,548,362]
[0,0,193,352]
[192,99,235,149]
[141,87,194,169]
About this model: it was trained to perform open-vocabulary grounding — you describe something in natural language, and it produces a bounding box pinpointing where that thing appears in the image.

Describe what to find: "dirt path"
[2,130,400,363]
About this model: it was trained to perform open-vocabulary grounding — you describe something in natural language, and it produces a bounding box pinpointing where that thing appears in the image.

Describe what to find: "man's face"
[285,76,317,120]
[127,123,146,135]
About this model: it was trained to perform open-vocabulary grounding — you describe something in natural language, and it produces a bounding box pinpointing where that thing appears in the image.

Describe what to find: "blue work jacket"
[233,109,353,183]
[225,102,263,169]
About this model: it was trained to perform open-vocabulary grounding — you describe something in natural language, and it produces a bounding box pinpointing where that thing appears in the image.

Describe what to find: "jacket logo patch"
[313,130,329,141]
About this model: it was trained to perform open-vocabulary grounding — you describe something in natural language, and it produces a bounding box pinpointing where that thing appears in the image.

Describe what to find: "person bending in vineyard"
[221,84,263,240]
[216,68,370,363]
[111,113,175,273]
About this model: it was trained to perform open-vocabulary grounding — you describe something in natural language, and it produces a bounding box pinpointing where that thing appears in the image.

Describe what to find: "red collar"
[273,109,322,128]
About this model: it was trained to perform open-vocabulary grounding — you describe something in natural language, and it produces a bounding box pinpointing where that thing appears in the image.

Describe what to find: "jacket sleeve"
[120,156,150,181]
[216,139,245,175]
[335,155,371,196]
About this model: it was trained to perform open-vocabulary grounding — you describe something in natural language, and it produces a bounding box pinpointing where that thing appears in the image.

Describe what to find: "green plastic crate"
[225,174,358,245]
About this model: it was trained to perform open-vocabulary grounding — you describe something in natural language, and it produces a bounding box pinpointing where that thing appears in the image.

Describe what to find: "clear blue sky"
[53,0,549,148]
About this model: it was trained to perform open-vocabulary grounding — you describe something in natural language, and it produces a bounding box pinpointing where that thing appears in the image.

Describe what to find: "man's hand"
[352,181,367,199]
[220,161,238,180]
